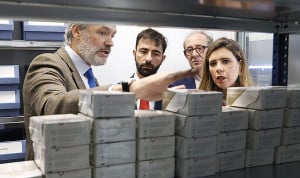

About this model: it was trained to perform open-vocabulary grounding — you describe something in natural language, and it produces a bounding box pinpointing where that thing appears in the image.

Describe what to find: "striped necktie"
[84,68,96,88]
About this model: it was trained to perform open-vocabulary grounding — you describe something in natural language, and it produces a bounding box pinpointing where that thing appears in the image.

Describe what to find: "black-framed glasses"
[183,45,207,56]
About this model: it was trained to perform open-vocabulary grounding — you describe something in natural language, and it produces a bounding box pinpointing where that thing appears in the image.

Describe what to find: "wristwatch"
[121,79,135,92]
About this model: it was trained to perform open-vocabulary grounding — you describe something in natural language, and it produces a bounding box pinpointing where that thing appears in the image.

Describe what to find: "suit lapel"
[56,47,86,89]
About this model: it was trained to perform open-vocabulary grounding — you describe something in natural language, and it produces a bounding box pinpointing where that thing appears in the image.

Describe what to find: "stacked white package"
[216,150,245,172]
[135,110,176,178]
[0,160,42,178]
[216,107,248,172]
[162,89,223,178]
[227,86,287,109]
[275,143,300,164]
[79,90,135,118]
[78,92,137,178]
[245,148,274,167]
[226,86,287,168]
[93,163,135,178]
[29,114,90,176]
[275,87,300,164]
[162,89,223,116]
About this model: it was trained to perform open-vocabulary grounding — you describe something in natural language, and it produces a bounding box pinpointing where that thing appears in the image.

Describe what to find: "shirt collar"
[65,45,90,75]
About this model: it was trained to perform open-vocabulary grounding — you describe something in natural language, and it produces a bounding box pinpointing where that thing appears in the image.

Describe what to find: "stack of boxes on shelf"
[162,89,222,178]
[29,114,91,177]
[227,86,286,167]
[0,65,20,117]
[78,91,136,178]
[135,110,175,178]
[275,87,300,163]
[217,106,248,172]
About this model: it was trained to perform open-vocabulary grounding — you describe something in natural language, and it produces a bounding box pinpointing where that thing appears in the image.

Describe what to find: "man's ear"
[71,25,81,40]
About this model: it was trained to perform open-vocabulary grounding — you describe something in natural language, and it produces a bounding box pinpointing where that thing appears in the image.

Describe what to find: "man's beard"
[135,60,161,77]
[77,32,107,66]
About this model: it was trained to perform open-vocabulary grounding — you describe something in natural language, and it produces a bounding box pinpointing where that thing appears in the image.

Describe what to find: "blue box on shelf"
[0,20,13,40]
[0,140,26,163]
[0,65,19,91]
[0,90,20,117]
[22,21,66,41]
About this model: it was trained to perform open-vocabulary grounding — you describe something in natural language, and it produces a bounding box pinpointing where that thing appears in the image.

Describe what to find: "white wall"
[93,25,236,85]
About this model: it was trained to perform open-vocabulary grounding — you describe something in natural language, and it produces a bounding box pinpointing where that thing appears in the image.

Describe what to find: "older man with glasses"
[171,31,213,89]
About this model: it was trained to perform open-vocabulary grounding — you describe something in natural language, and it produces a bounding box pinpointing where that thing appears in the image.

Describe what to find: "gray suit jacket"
[23,47,108,160]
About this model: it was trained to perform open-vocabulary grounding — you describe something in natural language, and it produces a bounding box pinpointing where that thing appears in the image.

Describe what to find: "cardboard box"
[286,87,300,108]
[283,108,300,127]
[176,135,217,159]
[137,157,175,178]
[0,90,20,109]
[248,109,284,130]
[137,136,175,161]
[281,126,300,145]
[91,141,136,167]
[245,148,274,167]
[22,21,65,41]
[135,110,175,138]
[246,128,281,149]
[0,65,19,85]
[275,144,300,164]
[0,160,42,178]
[79,91,135,118]
[220,107,248,132]
[0,140,26,162]
[227,86,287,109]
[216,150,245,172]
[45,168,91,178]
[81,114,136,143]
[29,114,90,148]
[217,130,247,153]
[175,114,219,138]
[162,89,222,116]
[176,156,216,178]
[33,144,89,174]
[93,163,135,178]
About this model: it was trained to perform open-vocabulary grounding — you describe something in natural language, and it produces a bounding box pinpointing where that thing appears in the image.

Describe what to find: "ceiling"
[0,0,300,33]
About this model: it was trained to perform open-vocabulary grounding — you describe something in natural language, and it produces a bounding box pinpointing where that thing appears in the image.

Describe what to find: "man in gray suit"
[23,24,194,160]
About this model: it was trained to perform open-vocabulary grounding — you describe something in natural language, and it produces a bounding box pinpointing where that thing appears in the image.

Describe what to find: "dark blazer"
[170,76,197,89]
[23,47,108,160]
[130,73,162,110]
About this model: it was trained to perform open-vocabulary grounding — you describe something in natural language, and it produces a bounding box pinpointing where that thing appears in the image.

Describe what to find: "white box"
[45,168,91,178]
[217,130,247,153]
[246,128,281,149]
[91,141,136,167]
[248,109,284,130]
[286,87,300,108]
[29,114,90,148]
[176,156,216,178]
[227,86,287,109]
[281,126,300,145]
[137,157,175,178]
[220,107,248,132]
[176,114,219,138]
[216,150,245,172]
[93,163,135,178]
[33,144,89,174]
[79,91,135,118]
[135,110,175,138]
[81,114,136,143]
[245,148,274,167]
[137,136,175,161]
[162,89,222,116]
[275,144,300,164]
[176,135,217,159]
[283,108,300,127]
[0,160,42,178]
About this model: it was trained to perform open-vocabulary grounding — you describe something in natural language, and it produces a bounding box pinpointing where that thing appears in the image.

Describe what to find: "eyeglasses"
[183,45,207,56]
